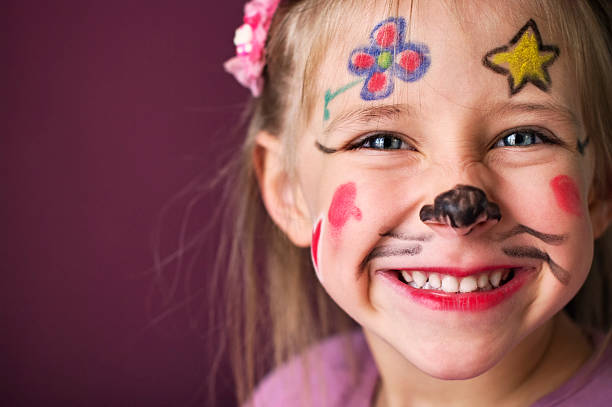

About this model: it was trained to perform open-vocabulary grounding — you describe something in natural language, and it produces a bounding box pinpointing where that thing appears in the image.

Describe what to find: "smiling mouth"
[378,266,535,311]
[395,268,516,293]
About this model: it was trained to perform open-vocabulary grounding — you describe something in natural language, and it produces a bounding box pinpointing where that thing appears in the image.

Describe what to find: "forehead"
[306,0,577,131]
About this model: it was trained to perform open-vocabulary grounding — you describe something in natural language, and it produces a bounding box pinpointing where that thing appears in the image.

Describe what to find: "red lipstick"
[378,267,535,311]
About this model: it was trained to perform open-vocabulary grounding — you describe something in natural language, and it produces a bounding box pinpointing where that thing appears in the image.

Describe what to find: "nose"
[419,185,501,236]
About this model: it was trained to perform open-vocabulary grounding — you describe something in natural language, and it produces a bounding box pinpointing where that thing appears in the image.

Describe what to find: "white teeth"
[401,271,413,283]
[428,273,441,289]
[477,274,489,288]
[490,270,502,287]
[441,275,459,293]
[459,276,478,293]
[413,271,427,288]
[398,269,512,292]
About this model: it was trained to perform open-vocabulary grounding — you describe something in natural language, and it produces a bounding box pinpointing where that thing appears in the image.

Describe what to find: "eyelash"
[348,133,415,151]
[345,128,559,152]
[492,128,558,148]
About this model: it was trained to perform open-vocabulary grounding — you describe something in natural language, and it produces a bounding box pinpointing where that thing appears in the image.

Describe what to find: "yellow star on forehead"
[483,19,560,95]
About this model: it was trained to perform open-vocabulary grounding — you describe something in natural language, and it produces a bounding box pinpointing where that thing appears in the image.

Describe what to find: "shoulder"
[533,333,612,407]
[245,330,378,407]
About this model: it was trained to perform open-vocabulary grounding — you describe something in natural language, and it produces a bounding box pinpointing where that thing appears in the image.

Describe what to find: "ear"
[588,189,612,239]
[253,131,313,247]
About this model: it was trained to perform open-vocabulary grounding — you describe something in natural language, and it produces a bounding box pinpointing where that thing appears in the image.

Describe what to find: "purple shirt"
[248,330,612,406]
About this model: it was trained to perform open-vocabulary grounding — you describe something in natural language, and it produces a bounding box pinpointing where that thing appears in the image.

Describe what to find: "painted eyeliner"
[577,136,590,155]
[315,141,338,154]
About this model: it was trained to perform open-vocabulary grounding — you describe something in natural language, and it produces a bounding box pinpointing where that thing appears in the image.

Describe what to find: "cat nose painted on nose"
[419,185,502,236]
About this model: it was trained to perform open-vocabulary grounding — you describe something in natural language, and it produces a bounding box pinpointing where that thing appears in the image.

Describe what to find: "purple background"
[4,2,247,405]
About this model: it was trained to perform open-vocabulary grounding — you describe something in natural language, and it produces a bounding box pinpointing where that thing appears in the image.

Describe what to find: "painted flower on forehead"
[348,17,431,100]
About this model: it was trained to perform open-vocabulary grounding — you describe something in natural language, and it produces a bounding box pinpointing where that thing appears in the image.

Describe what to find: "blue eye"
[495,130,545,148]
[352,133,411,150]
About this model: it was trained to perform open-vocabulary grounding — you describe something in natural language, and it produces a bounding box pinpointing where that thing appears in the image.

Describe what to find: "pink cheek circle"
[327,182,363,239]
[550,175,582,217]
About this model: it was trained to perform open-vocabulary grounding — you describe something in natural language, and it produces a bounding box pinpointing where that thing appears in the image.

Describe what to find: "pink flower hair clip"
[224,0,281,97]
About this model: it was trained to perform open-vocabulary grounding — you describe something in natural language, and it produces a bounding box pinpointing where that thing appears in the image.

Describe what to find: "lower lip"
[378,268,535,311]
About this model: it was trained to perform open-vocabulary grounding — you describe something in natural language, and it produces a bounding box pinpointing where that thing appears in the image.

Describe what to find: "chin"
[394,336,510,381]
[417,357,498,381]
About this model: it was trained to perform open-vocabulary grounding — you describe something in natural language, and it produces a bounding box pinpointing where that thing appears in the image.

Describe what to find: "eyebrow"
[324,101,580,131]
[485,101,582,130]
[323,104,412,135]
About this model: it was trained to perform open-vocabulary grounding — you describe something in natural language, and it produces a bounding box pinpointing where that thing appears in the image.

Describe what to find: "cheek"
[550,175,582,217]
[327,182,363,240]
[316,182,367,295]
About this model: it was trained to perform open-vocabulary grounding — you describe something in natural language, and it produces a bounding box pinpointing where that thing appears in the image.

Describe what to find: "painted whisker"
[495,224,567,245]
[359,244,422,271]
[379,231,433,242]
[502,246,570,285]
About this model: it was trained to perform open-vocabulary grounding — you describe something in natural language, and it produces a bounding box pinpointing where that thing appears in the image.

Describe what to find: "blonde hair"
[202,0,612,404]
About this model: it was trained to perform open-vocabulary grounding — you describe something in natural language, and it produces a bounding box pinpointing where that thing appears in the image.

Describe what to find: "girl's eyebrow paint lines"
[359,244,423,270]
[495,224,567,245]
[502,246,570,285]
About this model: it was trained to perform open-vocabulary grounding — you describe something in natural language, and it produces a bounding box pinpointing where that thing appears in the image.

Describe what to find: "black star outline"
[483,19,560,96]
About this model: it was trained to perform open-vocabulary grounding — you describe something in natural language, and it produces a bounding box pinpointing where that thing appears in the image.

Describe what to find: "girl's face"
[268,1,608,379]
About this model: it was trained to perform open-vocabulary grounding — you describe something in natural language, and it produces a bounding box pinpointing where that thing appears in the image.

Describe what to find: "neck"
[368,313,592,407]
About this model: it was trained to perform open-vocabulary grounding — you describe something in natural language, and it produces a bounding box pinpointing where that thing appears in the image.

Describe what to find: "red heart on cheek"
[328,182,363,239]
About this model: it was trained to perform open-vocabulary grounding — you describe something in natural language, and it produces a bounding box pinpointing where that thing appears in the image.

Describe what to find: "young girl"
[216,0,612,405]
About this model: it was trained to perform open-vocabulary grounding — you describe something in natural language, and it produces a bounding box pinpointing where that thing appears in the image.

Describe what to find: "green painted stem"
[323,79,362,121]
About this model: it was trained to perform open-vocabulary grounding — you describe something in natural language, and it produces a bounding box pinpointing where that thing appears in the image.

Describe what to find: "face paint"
[419,185,501,235]
[495,224,567,246]
[328,182,362,239]
[315,140,338,154]
[323,17,431,121]
[503,246,570,285]
[311,217,322,269]
[483,19,559,96]
[550,175,582,217]
[577,136,591,155]
[359,244,422,270]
